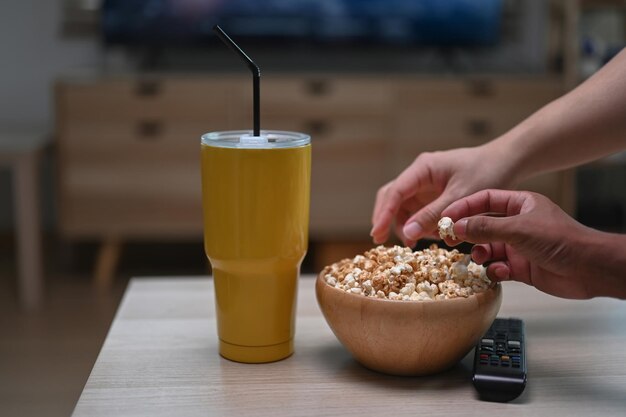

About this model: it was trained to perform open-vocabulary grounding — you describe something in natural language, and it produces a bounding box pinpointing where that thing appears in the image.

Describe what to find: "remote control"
[472,318,527,402]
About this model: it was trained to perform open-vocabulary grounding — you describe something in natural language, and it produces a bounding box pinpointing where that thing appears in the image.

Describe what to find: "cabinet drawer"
[59,162,203,238]
[57,78,245,126]
[395,106,538,154]
[62,161,200,199]
[258,77,394,117]
[397,78,562,110]
[310,138,389,238]
[261,115,390,143]
[60,125,203,165]
[157,78,246,124]
[393,79,562,171]
[261,115,391,237]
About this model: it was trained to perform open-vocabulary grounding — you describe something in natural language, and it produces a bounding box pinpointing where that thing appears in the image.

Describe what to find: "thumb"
[402,195,452,241]
[454,215,521,244]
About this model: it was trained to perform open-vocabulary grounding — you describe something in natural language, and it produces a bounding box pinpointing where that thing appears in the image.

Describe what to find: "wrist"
[480,132,528,187]
[580,228,626,299]
[485,101,557,185]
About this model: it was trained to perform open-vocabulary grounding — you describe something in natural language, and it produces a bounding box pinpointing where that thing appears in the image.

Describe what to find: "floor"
[0,239,210,417]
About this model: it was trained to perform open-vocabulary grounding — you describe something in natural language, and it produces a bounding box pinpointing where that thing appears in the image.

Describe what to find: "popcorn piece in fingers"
[437,217,457,241]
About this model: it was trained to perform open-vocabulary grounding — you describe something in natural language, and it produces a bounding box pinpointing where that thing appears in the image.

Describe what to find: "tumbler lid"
[201,130,310,149]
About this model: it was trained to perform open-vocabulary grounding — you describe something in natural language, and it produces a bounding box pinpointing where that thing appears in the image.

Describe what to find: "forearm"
[487,48,626,183]
[580,228,626,299]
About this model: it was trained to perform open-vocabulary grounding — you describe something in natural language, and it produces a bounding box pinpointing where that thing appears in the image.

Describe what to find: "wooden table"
[0,127,48,310]
[73,276,626,417]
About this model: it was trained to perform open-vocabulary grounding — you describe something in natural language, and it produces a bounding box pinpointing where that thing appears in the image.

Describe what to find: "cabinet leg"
[94,239,122,290]
[14,151,43,311]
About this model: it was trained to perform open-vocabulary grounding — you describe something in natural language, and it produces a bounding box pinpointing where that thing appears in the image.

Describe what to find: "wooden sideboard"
[55,74,572,283]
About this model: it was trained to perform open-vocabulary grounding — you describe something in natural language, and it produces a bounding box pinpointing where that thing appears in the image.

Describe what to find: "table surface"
[73,275,626,417]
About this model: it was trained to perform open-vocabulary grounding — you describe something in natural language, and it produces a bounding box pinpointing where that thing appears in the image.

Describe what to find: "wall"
[0,0,98,231]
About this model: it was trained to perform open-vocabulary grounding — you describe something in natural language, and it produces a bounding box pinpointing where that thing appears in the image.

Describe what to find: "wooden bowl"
[315,273,502,376]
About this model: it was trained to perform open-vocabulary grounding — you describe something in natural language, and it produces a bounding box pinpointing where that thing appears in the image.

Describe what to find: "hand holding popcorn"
[442,189,626,300]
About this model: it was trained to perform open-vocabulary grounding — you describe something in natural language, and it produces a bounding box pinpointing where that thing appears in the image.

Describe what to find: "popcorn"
[322,244,491,302]
[437,217,456,240]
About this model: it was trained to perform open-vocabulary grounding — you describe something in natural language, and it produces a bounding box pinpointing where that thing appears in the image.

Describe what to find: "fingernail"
[369,226,376,237]
[471,245,487,264]
[403,222,422,240]
[494,266,509,280]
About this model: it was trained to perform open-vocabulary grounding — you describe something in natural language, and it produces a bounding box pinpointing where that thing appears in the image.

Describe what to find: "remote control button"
[481,338,494,346]
[508,340,521,348]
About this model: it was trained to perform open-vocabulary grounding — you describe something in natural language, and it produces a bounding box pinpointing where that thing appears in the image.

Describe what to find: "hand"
[370,145,514,247]
[441,189,603,299]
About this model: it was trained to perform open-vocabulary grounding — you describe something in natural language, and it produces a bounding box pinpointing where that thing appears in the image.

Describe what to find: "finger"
[471,242,509,264]
[403,238,417,248]
[482,247,533,287]
[402,194,452,241]
[442,189,527,220]
[371,181,392,225]
[394,206,412,245]
[370,183,395,243]
[394,206,420,248]
[371,158,438,241]
[454,215,522,244]
[485,261,512,282]
[371,183,413,243]
[471,244,492,264]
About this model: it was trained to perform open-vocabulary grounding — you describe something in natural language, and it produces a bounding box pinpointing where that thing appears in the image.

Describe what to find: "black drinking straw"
[213,25,260,137]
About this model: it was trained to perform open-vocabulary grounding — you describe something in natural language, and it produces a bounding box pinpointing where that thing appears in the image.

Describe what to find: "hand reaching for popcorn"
[370,145,514,247]
[440,189,626,299]
[370,49,626,249]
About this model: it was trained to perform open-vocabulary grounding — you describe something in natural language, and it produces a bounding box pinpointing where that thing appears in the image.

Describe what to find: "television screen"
[102,0,502,47]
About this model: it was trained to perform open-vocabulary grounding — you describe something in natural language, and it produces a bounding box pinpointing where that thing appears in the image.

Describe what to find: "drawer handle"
[136,120,163,139]
[466,119,492,138]
[135,80,162,97]
[306,80,331,96]
[305,120,330,137]
[468,80,494,97]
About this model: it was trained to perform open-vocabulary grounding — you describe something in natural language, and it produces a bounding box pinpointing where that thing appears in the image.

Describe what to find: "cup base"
[219,339,293,363]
